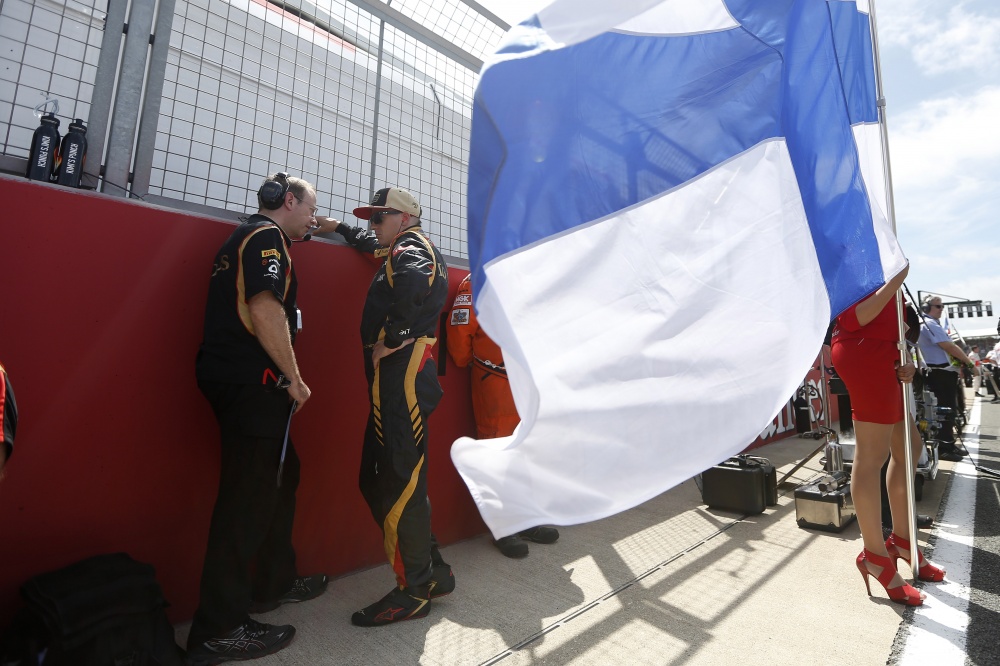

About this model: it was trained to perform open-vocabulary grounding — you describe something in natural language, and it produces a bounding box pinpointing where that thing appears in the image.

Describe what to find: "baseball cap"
[352,187,422,219]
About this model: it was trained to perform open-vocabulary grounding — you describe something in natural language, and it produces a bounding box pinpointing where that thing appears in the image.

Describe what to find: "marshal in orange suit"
[446,274,559,558]
[446,275,519,439]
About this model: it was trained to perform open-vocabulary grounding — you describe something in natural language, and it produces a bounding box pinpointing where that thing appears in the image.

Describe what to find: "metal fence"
[0,0,105,158]
[0,0,510,260]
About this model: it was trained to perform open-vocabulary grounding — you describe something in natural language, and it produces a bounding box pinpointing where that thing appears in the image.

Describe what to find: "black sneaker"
[186,619,295,665]
[249,574,328,613]
[882,514,933,530]
[351,585,430,627]
[494,535,529,558]
[428,563,455,598]
[519,526,560,544]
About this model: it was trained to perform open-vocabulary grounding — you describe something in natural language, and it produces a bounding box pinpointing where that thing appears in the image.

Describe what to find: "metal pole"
[868,0,919,579]
[103,0,158,196]
[368,1,390,200]
[818,352,832,437]
[130,0,178,197]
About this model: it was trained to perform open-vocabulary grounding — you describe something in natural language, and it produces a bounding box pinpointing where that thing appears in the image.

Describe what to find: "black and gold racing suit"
[340,223,449,589]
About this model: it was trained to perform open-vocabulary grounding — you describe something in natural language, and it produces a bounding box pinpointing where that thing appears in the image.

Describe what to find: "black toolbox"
[702,455,778,515]
[794,471,856,532]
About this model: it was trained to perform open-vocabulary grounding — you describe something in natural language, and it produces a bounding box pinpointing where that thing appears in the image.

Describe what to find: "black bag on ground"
[701,455,777,515]
[1,552,184,666]
[745,455,778,506]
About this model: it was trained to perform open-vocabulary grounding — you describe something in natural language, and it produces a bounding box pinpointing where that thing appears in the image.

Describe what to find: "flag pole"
[867,0,920,580]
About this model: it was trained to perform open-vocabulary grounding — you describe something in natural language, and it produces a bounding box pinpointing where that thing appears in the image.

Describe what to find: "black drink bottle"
[56,118,88,187]
[26,112,60,181]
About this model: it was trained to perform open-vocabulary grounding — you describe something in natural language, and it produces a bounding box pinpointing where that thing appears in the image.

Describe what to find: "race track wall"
[0,174,480,624]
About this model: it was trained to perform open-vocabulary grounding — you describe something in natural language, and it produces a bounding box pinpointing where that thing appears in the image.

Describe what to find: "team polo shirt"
[196,215,298,386]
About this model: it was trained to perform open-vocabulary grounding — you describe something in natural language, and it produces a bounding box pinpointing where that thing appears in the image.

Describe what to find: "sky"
[475,0,1000,339]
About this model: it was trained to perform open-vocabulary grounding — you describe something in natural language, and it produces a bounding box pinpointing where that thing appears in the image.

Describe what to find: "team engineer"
[187,173,328,664]
[316,187,454,626]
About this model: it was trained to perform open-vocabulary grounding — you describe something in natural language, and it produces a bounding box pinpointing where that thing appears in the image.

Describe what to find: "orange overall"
[446,275,519,439]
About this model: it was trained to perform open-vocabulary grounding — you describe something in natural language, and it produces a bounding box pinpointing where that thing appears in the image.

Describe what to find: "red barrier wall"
[0,175,834,627]
[0,176,480,624]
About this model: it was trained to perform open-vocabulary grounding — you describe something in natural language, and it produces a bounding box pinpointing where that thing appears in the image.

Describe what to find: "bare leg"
[885,417,923,543]
[886,419,945,577]
[852,419,924,596]
[852,420,892,553]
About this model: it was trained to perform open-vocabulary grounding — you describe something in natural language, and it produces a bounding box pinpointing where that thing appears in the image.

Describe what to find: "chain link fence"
[0,0,105,160]
[0,0,509,260]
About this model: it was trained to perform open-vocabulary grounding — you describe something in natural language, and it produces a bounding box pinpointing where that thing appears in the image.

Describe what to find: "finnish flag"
[452,0,906,537]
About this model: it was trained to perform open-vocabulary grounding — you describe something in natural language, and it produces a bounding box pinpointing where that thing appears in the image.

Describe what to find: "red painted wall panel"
[0,176,480,624]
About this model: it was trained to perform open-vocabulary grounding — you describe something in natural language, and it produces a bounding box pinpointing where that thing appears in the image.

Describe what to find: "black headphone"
[258,172,290,210]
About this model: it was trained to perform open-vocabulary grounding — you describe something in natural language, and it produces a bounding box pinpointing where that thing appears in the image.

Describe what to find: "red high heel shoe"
[886,533,946,582]
[856,549,923,606]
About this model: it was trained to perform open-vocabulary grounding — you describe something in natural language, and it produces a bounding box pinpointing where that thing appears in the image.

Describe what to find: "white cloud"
[880,2,1000,74]
[889,83,1000,319]
[890,85,1000,193]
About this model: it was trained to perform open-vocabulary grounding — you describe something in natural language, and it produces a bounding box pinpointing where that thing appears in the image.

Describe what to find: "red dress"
[830,299,905,424]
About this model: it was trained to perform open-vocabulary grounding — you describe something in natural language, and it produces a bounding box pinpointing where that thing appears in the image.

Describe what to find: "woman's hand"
[895,360,916,384]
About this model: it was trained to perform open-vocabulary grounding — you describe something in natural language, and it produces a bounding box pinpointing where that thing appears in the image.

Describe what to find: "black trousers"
[360,341,443,589]
[925,368,959,445]
[189,381,300,644]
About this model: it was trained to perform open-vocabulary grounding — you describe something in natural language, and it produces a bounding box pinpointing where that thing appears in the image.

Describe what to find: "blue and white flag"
[452,0,906,537]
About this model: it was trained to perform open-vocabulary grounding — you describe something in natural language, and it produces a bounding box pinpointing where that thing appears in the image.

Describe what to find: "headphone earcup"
[258,172,290,210]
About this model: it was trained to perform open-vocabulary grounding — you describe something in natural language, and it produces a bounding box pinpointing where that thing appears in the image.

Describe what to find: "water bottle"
[26,112,61,182]
[56,118,88,187]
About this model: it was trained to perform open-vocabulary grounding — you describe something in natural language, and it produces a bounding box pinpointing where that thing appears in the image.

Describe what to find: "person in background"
[986,346,1000,403]
[446,274,560,558]
[0,362,16,481]
[187,173,328,665]
[970,345,984,397]
[324,187,455,627]
[916,295,974,461]
[831,265,944,607]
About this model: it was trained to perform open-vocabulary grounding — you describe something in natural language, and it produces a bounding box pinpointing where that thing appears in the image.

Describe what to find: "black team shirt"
[196,215,298,386]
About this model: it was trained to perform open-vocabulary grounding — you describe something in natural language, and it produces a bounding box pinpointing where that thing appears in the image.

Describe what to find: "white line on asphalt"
[899,399,981,663]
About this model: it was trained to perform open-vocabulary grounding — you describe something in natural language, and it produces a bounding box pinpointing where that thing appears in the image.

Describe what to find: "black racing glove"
[335,222,369,244]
